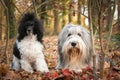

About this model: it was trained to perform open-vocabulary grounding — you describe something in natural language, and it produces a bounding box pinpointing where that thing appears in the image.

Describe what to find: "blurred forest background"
[0,0,120,79]
[0,0,119,38]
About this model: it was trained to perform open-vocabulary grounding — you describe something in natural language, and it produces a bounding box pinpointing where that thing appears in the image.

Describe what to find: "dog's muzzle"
[68,40,82,55]
[27,27,33,35]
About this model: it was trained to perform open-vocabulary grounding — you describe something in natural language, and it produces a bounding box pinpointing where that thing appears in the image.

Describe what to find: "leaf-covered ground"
[0,36,120,80]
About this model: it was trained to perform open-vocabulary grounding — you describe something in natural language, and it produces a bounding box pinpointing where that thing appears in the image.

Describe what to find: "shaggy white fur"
[56,23,94,72]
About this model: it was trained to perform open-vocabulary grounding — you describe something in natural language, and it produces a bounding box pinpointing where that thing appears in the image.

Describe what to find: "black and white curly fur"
[11,12,49,73]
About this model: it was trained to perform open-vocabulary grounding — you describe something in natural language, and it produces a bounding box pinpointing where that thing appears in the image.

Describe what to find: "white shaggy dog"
[56,23,93,71]
[11,13,49,73]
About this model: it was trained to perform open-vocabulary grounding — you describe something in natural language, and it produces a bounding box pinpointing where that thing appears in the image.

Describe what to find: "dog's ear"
[58,24,70,47]
[81,30,91,48]
[81,29,93,62]
[57,40,65,68]
[33,19,44,43]
[18,22,27,42]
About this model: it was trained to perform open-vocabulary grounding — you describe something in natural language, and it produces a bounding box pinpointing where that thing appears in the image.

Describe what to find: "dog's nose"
[28,29,31,32]
[71,42,76,47]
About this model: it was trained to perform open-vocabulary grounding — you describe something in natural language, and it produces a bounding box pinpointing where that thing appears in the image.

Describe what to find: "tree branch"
[12,2,22,15]
[105,0,116,52]
[32,0,38,17]
[97,0,106,79]
[37,0,51,9]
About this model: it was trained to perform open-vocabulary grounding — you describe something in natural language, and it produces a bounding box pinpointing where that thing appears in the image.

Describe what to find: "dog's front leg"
[35,56,49,72]
[11,55,21,71]
[20,60,33,73]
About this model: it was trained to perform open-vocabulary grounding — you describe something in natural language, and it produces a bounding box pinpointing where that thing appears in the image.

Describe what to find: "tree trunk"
[0,4,4,40]
[32,0,38,17]
[39,0,46,27]
[60,1,67,28]
[77,0,81,24]
[91,0,98,34]
[62,17,65,28]
[106,0,112,31]
[68,1,72,23]
[105,0,116,51]
[53,9,59,35]
[88,0,97,80]
[1,0,10,64]
[61,11,65,28]
[118,0,120,30]
[4,0,16,39]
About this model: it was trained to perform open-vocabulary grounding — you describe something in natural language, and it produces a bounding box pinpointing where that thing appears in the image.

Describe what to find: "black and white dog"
[11,13,49,73]
[56,23,94,72]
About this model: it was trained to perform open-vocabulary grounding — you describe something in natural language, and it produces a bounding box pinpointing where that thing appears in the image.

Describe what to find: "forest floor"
[0,36,120,80]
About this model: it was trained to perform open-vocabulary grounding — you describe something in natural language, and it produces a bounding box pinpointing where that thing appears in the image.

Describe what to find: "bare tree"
[87,0,117,79]
[68,1,72,23]
[0,0,10,64]
[88,0,97,80]
[32,0,38,17]
[0,4,4,40]
[53,9,59,35]
[118,0,120,29]
[39,0,47,27]
[4,0,16,39]
[77,0,81,24]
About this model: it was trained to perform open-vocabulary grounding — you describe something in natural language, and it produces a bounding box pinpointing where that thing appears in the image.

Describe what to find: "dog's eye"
[68,33,71,37]
[78,33,81,36]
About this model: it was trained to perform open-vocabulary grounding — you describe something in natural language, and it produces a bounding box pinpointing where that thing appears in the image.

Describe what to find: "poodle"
[11,12,49,73]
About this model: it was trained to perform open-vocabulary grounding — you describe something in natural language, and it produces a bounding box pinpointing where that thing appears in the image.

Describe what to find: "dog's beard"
[67,48,82,64]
